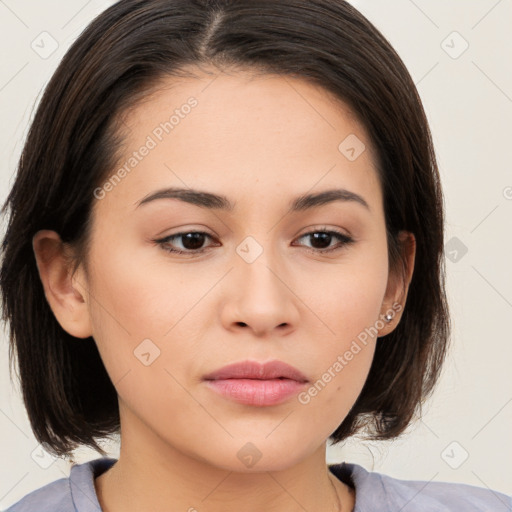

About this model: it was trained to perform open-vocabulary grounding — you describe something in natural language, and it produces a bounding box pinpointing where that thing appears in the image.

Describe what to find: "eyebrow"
[135,187,370,213]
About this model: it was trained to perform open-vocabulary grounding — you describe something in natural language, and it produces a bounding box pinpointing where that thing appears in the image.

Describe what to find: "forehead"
[96,67,382,217]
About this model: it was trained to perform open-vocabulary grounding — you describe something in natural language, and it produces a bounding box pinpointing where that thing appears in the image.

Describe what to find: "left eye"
[155,229,355,255]
[295,229,355,253]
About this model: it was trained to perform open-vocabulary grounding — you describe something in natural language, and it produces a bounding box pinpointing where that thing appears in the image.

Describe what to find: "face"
[67,68,406,471]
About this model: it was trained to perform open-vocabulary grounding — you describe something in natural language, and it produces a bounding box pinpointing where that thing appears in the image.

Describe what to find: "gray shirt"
[5,457,511,511]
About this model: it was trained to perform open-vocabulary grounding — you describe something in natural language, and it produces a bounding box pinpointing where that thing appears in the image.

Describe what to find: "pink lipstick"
[203,360,309,406]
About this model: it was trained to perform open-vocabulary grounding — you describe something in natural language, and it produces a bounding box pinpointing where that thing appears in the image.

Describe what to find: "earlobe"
[32,230,92,339]
[378,231,416,337]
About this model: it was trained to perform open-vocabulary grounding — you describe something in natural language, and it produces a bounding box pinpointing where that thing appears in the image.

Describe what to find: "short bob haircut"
[1,0,450,458]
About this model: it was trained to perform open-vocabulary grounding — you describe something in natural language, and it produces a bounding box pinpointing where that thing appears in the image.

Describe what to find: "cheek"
[292,249,388,431]
[294,306,380,445]
[83,239,183,378]
[86,233,206,336]
[83,246,207,434]
[303,246,389,342]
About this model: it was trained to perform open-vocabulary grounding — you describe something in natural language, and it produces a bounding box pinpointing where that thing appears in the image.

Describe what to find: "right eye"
[154,231,217,255]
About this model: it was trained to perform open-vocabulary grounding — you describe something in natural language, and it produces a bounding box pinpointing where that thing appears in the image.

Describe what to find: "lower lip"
[204,378,307,406]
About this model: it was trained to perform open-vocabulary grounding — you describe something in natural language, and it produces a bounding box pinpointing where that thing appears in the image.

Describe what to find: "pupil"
[311,232,331,249]
[182,233,205,250]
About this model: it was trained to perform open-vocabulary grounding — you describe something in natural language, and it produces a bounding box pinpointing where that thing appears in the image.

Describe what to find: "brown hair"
[0,0,450,457]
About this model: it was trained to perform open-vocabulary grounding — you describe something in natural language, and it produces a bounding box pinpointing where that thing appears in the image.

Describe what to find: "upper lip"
[203,360,309,382]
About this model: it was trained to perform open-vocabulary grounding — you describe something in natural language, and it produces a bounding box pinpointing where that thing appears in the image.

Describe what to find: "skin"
[33,66,415,512]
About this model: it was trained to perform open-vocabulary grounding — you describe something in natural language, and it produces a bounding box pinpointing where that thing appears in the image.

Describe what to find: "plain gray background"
[1,0,511,509]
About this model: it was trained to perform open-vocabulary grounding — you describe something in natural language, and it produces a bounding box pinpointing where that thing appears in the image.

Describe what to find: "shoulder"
[376,471,512,511]
[329,462,512,512]
[4,457,117,512]
[3,476,72,512]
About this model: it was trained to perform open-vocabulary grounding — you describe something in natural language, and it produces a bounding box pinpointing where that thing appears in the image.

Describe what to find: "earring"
[384,313,393,322]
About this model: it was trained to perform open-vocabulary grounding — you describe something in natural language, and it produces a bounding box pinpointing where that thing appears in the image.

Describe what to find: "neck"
[94,412,355,512]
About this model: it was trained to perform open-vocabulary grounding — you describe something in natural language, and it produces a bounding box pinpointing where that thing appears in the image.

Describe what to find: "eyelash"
[154,228,355,256]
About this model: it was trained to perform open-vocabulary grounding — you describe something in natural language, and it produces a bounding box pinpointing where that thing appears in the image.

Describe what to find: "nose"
[221,242,300,337]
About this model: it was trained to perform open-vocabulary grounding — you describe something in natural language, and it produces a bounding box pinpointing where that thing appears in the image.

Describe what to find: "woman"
[1,1,510,511]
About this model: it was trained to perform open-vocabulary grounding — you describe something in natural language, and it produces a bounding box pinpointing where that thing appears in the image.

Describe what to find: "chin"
[192,435,316,473]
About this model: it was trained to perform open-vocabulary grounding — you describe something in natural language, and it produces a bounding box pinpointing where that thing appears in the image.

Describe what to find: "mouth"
[203,359,309,382]
[202,360,309,407]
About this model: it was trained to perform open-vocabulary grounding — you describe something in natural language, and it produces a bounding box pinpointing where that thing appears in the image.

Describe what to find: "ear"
[32,230,92,339]
[377,230,416,337]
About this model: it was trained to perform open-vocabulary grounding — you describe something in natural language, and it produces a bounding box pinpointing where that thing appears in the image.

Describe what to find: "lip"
[203,360,309,407]
[203,360,309,382]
